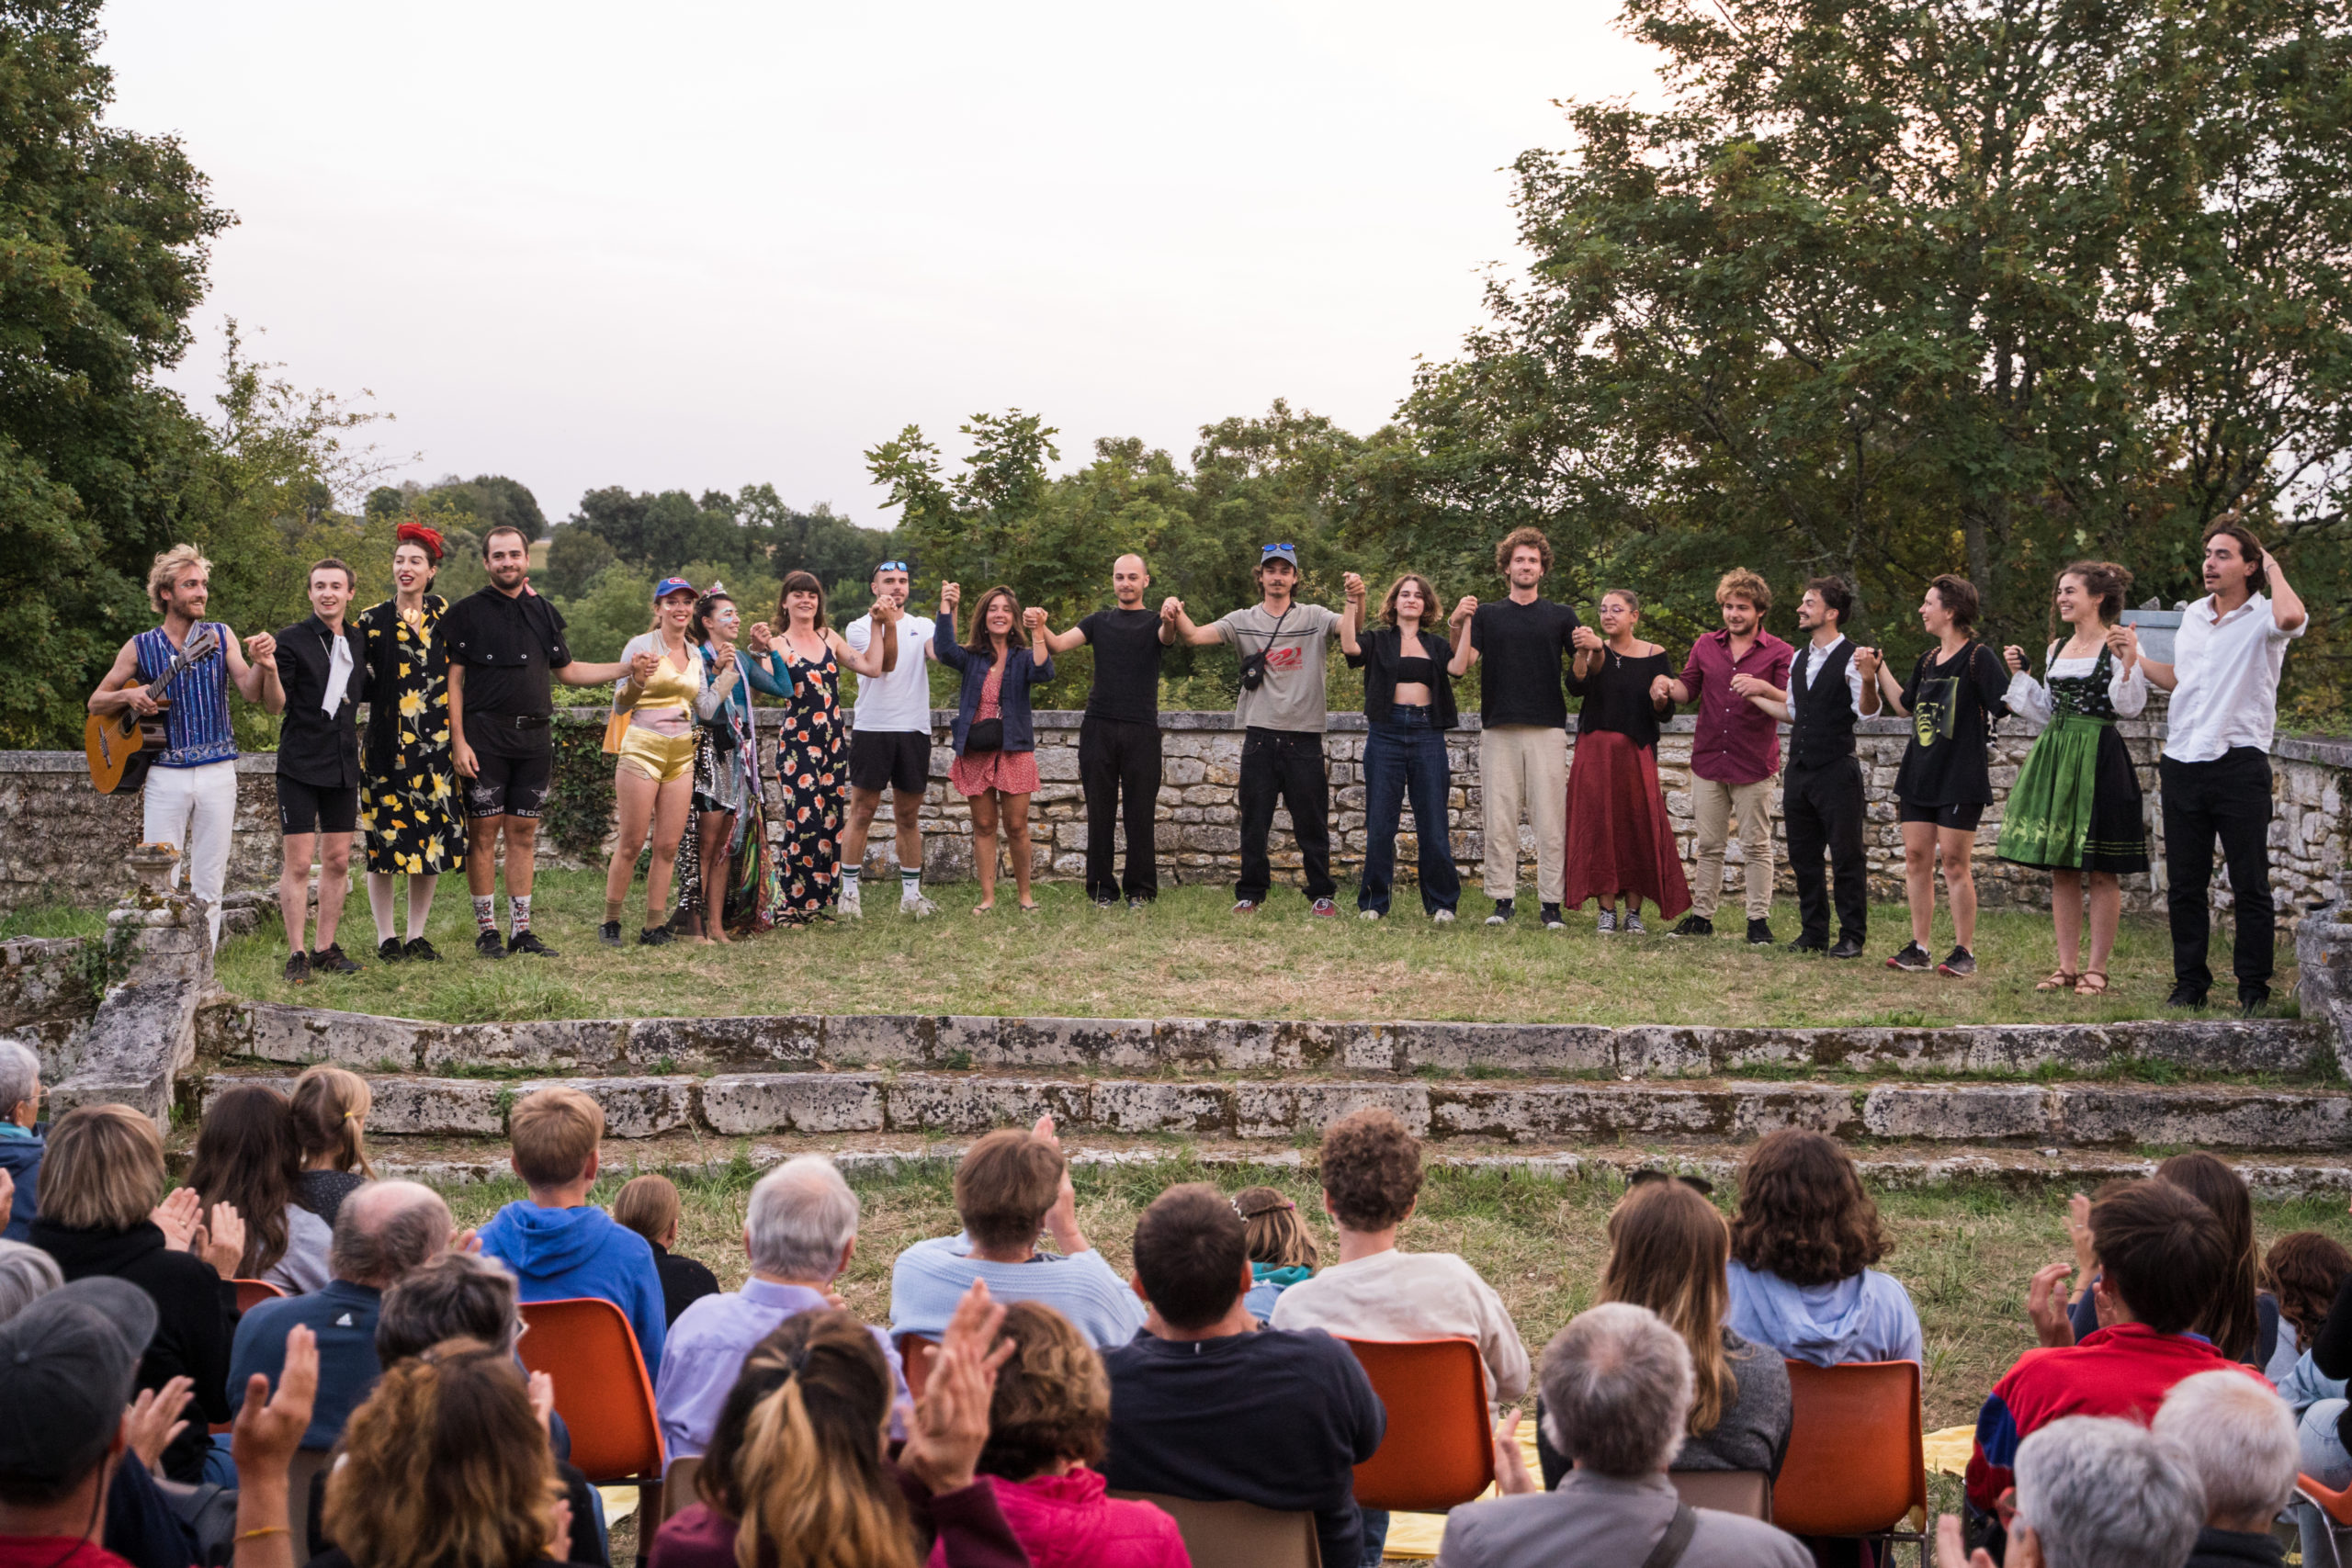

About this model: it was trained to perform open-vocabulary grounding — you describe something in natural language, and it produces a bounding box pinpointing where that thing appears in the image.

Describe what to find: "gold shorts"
[616,724,697,784]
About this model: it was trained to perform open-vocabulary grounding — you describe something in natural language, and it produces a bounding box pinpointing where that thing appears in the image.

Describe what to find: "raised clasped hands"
[938,581,960,616]
[243,631,277,664]
[1159,596,1182,624]
[746,621,774,655]
[1341,571,1365,601]
[2104,623,2139,669]
[1571,625,1603,652]
[1450,594,1478,624]
[1023,606,1047,632]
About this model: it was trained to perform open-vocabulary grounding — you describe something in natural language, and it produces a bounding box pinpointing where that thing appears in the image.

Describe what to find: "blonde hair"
[1714,569,1771,612]
[38,1106,165,1231]
[1600,1180,1739,1437]
[1235,1186,1317,1270]
[147,544,211,615]
[613,1173,681,1249]
[291,1066,375,1179]
[323,1338,561,1568]
[508,1088,603,1189]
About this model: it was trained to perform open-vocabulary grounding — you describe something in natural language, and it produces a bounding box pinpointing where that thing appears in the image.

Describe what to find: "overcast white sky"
[102,1,1657,531]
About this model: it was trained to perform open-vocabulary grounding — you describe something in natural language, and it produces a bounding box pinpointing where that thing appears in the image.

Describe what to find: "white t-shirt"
[1268,1247,1531,1403]
[843,612,937,733]
[2164,592,2303,762]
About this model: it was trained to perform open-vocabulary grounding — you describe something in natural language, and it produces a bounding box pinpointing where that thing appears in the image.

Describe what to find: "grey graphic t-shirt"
[1214,603,1340,734]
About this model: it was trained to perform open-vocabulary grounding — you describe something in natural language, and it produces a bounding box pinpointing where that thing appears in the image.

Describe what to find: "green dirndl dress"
[1996,645,2150,874]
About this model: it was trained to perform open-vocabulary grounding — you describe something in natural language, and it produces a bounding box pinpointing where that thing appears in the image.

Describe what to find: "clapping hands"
[899,1280,1015,1497]
[195,1200,245,1279]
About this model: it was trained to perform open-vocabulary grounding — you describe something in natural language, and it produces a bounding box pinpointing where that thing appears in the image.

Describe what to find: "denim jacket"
[933,615,1055,754]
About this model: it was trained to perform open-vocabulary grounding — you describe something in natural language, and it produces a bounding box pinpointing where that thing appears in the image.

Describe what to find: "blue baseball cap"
[653,577,696,602]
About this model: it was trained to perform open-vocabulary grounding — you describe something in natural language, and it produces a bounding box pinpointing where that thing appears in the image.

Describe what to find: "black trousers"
[1238,728,1335,904]
[1079,716,1162,900]
[2161,747,2277,995]
[1783,754,1868,946]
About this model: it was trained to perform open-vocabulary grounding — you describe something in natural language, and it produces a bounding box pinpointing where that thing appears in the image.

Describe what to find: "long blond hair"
[1600,1180,1740,1437]
[291,1065,375,1179]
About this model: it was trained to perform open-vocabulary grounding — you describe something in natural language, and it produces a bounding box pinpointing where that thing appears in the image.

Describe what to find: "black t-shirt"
[1468,597,1580,728]
[1080,607,1165,725]
[444,585,571,752]
[1892,641,2009,806]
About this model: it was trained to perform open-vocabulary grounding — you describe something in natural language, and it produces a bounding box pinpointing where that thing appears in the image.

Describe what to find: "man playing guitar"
[87,544,282,947]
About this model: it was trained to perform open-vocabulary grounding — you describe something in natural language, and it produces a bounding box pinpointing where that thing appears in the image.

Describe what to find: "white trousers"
[142,761,237,948]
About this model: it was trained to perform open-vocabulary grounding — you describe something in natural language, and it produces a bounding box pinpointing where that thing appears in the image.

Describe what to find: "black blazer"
[273,614,368,788]
[1346,625,1459,728]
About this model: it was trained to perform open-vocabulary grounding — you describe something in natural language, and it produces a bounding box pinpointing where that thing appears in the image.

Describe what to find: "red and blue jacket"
[1964,1322,2269,1513]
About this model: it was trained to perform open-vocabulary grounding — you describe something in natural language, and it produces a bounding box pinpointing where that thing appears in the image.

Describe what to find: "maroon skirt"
[1562,728,1692,919]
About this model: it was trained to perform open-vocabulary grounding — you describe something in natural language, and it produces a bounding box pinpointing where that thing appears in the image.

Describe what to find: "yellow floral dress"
[356,595,466,876]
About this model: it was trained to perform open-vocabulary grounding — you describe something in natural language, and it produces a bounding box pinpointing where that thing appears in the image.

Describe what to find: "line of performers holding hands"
[86,513,2305,1011]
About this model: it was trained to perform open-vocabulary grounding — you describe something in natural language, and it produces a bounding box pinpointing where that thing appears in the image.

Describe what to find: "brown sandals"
[2074,972,2109,997]
[2037,969,2079,992]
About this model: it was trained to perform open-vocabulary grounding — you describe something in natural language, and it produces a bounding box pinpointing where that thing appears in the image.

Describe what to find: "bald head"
[1112,555,1150,607]
[329,1180,452,1288]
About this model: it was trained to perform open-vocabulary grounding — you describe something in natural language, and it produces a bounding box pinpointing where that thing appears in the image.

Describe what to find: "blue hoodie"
[1724,1258,1924,1368]
[480,1201,668,1374]
[0,1122,41,1243]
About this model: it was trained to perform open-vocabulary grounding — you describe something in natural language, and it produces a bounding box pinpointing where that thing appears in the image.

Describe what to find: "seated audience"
[1440,1302,1809,1568]
[0,1040,42,1242]
[1939,1416,2203,1568]
[615,1173,720,1326]
[651,1282,1026,1568]
[1100,1182,1385,1568]
[1236,1185,1317,1322]
[228,1179,452,1449]
[890,1117,1146,1348]
[2065,1155,2276,1370]
[1964,1179,2263,1527]
[31,1104,243,1483]
[479,1087,667,1373]
[955,1301,1187,1567]
[1724,1128,1924,1366]
[289,1066,375,1228]
[658,1155,905,1459]
[2263,1231,2352,1385]
[2154,1370,2298,1568]
[1537,1178,1792,1487]
[190,1082,333,1295]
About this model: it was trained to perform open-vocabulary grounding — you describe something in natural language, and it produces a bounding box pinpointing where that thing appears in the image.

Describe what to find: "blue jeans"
[2299,1395,2352,1565]
[1359,706,1459,916]
[1358,1505,1389,1566]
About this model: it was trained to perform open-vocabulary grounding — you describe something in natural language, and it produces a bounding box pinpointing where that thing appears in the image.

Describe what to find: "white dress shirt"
[1788,634,1866,727]
[2163,593,2303,761]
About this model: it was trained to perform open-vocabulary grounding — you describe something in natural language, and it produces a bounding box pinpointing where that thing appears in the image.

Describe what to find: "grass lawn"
[212,870,2294,1028]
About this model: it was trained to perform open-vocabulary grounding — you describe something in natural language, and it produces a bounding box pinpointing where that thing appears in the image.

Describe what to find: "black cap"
[0,1277,158,1491]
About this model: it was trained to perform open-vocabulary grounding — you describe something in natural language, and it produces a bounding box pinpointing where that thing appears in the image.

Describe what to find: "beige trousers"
[1690,775,1776,921]
[1479,725,1567,904]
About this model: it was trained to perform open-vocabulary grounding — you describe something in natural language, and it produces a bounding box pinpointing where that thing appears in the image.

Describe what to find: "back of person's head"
[1537,1303,1693,1478]
[0,1239,61,1322]
[0,1039,37,1123]
[1317,1108,1423,1232]
[1235,1186,1317,1271]
[38,1104,164,1231]
[2154,1371,2298,1530]
[325,1337,561,1568]
[2154,1152,2260,1361]
[331,1180,450,1289]
[978,1303,1110,1483]
[0,1277,156,1511]
[2089,1179,2231,1334]
[954,1128,1064,1253]
[2263,1230,2352,1346]
[290,1065,376,1179]
[697,1309,917,1568]
[1132,1182,1249,1331]
[2010,1416,2202,1568]
[746,1155,859,1281]
[187,1082,302,1276]
[1728,1128,1891,1287]
[1601,1180,1736,1437]
[377,1252,523,1363]
[612,1173,681,1250]
[508,1087,603,1190]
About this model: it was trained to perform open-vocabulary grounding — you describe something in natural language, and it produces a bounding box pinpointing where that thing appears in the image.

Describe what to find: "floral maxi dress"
[765,639,848,922]
[356,594,466,877]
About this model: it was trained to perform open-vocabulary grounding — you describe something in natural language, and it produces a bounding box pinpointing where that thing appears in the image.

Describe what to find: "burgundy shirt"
[1677,628,1795,784]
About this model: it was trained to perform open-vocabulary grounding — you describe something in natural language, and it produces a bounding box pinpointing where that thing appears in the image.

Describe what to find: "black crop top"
[1566,647,1671,750]
[1345,626,1459,728]
[1393,653,1435,684]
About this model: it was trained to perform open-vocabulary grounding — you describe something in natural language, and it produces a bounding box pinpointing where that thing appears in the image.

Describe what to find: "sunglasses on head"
[1261,543,1295,556]
[877,560,910,573]
[1627,1169,1715,1197]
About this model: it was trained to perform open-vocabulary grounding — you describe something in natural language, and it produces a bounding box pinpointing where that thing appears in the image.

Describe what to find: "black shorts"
[277,775,358,836]
[462,743,552,820]
[849,728,931,795]
[1898,798,1984,832]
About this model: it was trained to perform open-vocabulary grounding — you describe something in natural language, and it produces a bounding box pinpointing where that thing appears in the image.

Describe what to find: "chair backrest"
[897,1334,941,1402]
[288,1449,333,1564]
[516,1298,666,1483]
[2300,1472,2352,1528]
[233,1278,288,1313]
[661,1455,704,1525]
[1774,1359,1926,1537]
[1109,1490,1320,1568]
[1338,1337,1495,1512]
[1670,1469,1772,1520]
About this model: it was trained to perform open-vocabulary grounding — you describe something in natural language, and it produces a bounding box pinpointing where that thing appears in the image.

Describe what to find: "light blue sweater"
[888,1233,1147,1348]
[1724,1258,1924,1367]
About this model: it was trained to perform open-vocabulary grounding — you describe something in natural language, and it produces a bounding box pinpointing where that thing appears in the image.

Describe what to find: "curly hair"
[146,544,211,615]
[1317,1108,1423,1232]
[2264,1231,2352,1344]
[1495,527,1553,577]
[977,1302,1111,1483]
[1727,1129,1892,1287]
[1714,569,1772,612]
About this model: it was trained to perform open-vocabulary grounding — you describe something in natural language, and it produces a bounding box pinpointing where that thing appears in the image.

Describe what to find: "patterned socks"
[509,894,533,936]
[473,895,496,934]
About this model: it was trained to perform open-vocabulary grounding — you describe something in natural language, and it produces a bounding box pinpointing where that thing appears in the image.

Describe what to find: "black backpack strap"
[1638,1504,1699,1568]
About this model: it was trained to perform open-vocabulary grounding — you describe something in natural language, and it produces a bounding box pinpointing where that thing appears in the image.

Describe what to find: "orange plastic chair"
[1339,1337,1495,1512]
[232,1278,288,1313]
[517,1297,667,1546]
[1774,1359,1928,1559]
[897,1334,941,1402]
[2300,1472,2352,1527]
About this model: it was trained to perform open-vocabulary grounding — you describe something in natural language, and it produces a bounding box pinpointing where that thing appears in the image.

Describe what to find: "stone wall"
[0,753,280,910]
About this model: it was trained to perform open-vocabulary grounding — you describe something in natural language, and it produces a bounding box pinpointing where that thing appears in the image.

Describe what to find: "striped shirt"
[133,623,237,767]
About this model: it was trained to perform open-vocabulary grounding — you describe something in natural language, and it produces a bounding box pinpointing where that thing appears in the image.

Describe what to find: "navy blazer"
[933,615,1055,755]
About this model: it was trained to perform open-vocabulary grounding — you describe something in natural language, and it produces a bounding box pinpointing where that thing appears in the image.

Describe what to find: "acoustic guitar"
[85,624,222,795]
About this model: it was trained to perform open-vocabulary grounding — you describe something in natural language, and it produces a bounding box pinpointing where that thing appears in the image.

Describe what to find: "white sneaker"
[1624,910,1647,934]
[900,892,938,919]
[839,879,863,919]
[1431,908,1455,924]
[1360,908,1384,921]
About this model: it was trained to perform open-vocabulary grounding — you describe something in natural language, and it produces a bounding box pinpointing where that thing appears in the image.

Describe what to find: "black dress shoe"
[403,936,441,963]
[1827,935,1866,960]
[2239,987,2271,1016]
[2164,984,2208,1010]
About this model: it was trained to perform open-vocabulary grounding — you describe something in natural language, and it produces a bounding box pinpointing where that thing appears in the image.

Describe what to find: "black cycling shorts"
[277,775,359,836]
[1897,797,1985,832]
[849,728,931,795]
[462,743,552,820]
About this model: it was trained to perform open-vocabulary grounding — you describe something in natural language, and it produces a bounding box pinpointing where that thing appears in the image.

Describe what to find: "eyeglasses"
[1626,1169,1715,1197]
[877,560,910,573]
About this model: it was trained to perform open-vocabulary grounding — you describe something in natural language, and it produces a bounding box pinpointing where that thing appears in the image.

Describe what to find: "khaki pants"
[1690,775,1776,921]
[1478,725,1567,904]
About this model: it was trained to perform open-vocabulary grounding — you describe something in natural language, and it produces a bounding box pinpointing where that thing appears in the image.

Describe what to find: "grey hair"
[2013,1416,2204,1568]
[1536,1302,1692,1478]
[2153,1370,2298,1524]
[745,1156,859,1281]
[329,1180,450,1287]
[0,1039,39,1120]
[0,1239,62,1322]
[375,1251,523,1364]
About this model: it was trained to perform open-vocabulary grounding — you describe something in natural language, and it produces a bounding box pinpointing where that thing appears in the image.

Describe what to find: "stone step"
[189,1067,2352,1151]
[194,999,2340,1081]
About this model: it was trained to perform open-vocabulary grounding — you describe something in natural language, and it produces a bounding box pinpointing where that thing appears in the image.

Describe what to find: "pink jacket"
[927,1466,1190,1568]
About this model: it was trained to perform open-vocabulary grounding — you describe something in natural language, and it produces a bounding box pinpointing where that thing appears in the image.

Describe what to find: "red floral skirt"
[949,746,1040,797]
[1561,728,1692,919]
